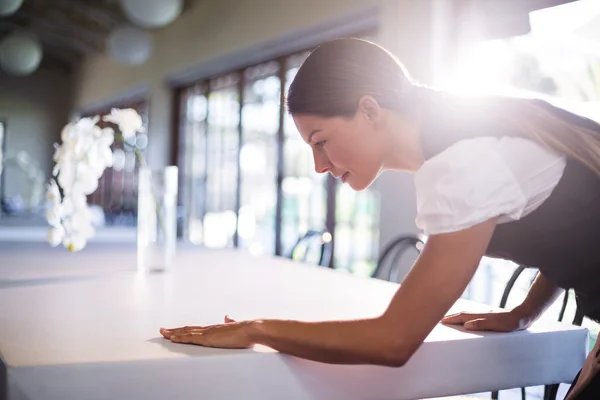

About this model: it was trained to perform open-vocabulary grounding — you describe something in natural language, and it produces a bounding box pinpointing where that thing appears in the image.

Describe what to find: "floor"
[433,383,571,399]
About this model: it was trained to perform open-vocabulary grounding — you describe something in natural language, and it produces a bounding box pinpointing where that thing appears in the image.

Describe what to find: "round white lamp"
[0,32,43,76]
[0,0,23,16]
[120,0,183,29]
[107,25,153,65]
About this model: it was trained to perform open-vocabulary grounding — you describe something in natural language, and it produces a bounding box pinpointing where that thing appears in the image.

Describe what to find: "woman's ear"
[357,95,381,123]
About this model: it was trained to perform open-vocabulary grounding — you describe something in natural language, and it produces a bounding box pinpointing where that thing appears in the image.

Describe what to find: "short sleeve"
[414,137,528,235]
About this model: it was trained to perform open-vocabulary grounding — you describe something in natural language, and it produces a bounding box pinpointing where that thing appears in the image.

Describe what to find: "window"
[335,184,380,276]
[440,0,600,348]
[177,39,380,274]
[239,62,280,254]
[280,52,329,257]
[0,120,5,206]
[204,74,241,248]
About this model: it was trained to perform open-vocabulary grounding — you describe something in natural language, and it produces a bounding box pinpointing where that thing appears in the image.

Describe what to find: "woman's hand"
[158,218,500,366]
[442,273,562,332]
[441,309,531,332]
[160,316,256,348]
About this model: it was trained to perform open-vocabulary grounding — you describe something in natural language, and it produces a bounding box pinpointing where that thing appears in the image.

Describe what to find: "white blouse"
[414,136,566,235]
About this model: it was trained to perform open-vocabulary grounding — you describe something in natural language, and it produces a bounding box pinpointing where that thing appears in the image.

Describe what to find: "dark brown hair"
[286,38,416,117]
[286,38,600,175]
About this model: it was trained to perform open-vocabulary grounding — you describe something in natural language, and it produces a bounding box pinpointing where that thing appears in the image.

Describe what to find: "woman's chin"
[347,176,372,191]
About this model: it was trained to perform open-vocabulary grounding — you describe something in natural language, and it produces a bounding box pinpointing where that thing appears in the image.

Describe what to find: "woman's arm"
[245,217,499,366]
[513,272,563,325]
[442,269,563,331]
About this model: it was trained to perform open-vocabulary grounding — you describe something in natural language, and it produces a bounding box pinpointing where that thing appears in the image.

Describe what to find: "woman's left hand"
[160,315,256,349]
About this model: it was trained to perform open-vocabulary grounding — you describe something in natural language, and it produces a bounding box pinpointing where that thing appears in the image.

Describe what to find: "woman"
[160,38,600,398]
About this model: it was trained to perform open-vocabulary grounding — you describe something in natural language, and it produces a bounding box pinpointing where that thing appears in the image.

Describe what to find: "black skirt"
[564,342,600,399]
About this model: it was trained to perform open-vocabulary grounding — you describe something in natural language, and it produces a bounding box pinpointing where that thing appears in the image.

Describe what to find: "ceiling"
[0,0,197,74]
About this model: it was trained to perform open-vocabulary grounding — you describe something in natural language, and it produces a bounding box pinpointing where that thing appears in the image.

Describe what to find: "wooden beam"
[41,41,82,66]
[0,19,99,55]
[1,0,200,69]
[39,53,75,74]
[11,13,107,52]
[0,21,94,55]
[54,0,124,31]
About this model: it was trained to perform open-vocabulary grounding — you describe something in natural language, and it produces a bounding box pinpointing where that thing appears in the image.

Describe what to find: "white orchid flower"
[103,108,144,139]
[87,129,115,174]
[72,208,95,236]
[60,197,75,217]
[48,226,65,247]
[58,118,99,161]
[58,161,100,196]
[48,108,146,252]
[60,209,94,252]
[46,180,61,203]
[63,234,87,252]
[56,161,75,193]
[46,206,62,228]
[70,191,88,210]
[69,117,99,137]
[60,122,73,142]
[53,132,92,179]
[71,131,97,159]
[99,127,115,143]
[52,144,69,176]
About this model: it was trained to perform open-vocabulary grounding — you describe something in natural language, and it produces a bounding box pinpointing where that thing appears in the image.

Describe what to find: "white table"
[0,245,589,400]
[0,225,136,243]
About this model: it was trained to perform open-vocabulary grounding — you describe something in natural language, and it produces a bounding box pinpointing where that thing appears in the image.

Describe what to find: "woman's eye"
[315,140,326,148]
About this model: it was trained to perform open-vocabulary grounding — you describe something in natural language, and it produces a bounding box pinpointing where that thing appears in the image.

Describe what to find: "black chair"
[374,239,583,400]
[288,230,333,267]
[491,266,533,400]
[372,234,424,283]
[541,288,583,400]
[493,266,582,400]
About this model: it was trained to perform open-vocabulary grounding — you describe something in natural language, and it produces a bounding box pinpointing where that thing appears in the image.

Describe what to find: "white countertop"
[0,245,589,399]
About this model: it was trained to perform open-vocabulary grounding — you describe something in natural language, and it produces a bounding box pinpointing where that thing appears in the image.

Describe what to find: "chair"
[375,239,584,400]
[372,234,424,283]
[493,266,582,400]
[541,289,583,400]
[288,230,333,267]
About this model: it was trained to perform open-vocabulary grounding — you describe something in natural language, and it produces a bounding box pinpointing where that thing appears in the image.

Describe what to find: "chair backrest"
[498,265,531,309]
[500,265,583,326]
[372,234,424,283]
[288,230,333,267]
[560,289,584,326]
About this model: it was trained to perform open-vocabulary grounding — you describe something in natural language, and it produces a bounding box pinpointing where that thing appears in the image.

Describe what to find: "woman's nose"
[313,151,331,174]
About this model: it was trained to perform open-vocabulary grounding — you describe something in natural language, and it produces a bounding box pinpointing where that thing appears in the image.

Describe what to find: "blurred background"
[1,1,598,396]
[0,0,598,339]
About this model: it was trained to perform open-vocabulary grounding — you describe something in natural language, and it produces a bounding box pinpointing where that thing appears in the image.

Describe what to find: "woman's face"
[293,103,387,191]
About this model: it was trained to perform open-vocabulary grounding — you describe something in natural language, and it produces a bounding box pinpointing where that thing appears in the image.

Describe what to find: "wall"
[0,68,74,205]
[74,0,443,277]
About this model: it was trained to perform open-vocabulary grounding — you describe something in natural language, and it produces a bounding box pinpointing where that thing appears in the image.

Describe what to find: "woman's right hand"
[441,308,533,332]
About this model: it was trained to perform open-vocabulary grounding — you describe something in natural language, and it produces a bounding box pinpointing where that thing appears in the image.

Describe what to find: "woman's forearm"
[246,220,499,367]
[247,317,406,367]
[512,272,563,324]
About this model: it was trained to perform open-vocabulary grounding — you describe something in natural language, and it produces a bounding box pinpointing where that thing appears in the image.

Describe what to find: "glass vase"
[137,166,178,273]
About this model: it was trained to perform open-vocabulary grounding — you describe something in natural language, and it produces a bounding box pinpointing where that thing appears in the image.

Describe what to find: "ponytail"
[511,100,600,176]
